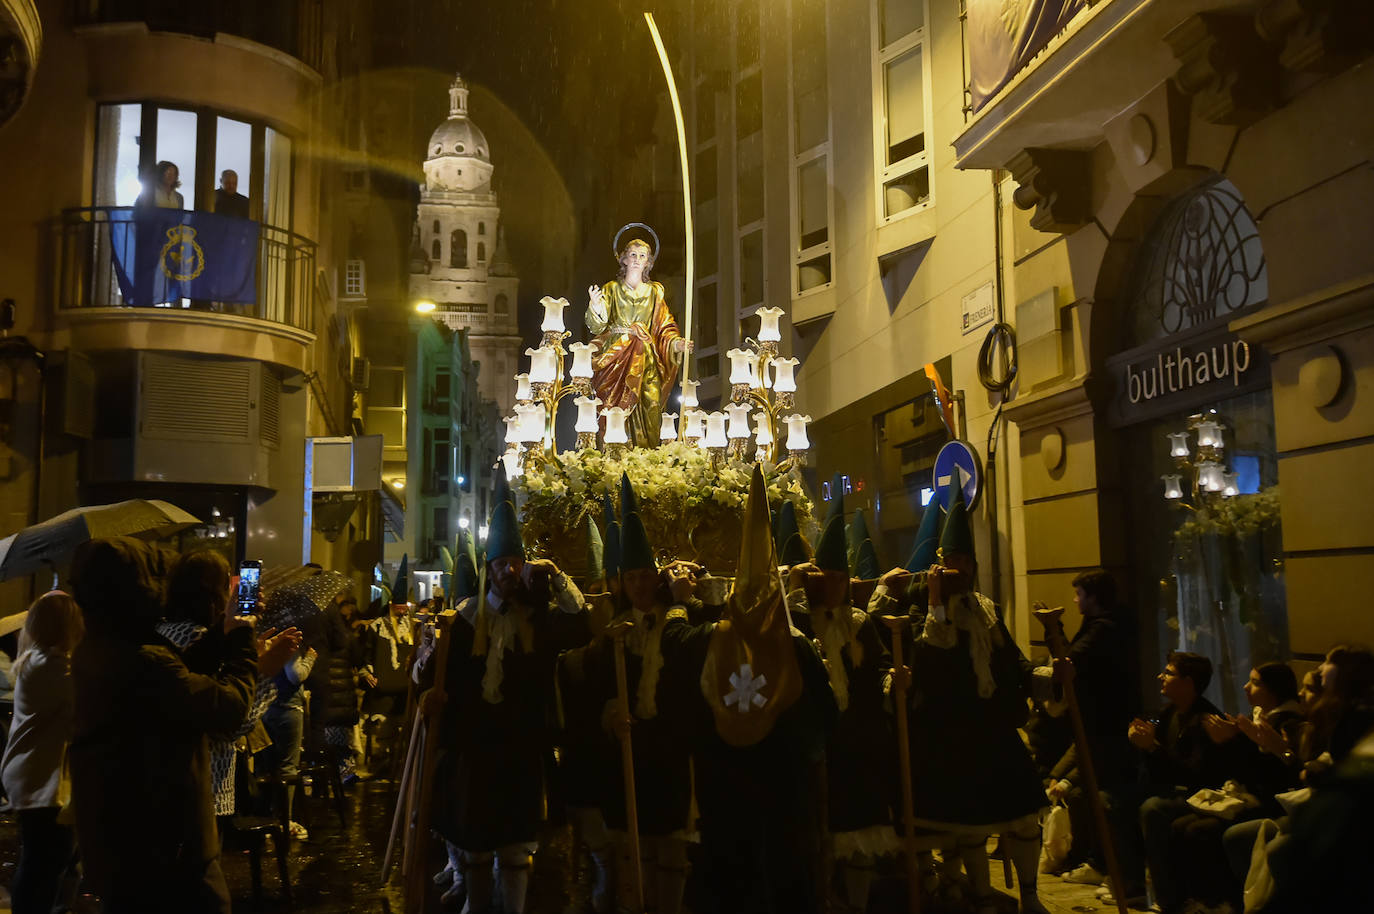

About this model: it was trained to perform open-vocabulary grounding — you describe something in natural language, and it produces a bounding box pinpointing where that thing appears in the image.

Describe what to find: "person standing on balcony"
[140,161,184,210]
[214,170,249,220]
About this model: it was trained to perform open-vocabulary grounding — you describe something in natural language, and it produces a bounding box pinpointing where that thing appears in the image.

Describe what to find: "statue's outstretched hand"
[587,284,606,314]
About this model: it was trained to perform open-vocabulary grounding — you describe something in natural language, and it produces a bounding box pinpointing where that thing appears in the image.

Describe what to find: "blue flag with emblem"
[109,208,259,306]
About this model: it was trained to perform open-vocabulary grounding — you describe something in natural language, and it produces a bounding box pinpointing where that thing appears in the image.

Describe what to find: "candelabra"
[1161,410,1239,506]
[501,296,594,476]
[721,306,809,466]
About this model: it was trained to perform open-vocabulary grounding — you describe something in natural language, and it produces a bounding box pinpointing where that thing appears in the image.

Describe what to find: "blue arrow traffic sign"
[932,439,982,511]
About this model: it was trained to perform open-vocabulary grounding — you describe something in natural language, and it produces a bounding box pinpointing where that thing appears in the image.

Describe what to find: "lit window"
[344,259,366,297]
[873,0,932,221]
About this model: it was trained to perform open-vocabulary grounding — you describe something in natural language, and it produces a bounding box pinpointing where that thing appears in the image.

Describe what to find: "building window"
[791,0,832,294]
[432,239,441,260]
[450,229,468,268]
[435,369,451,407]
[478,221,486,235]
[872,0,932,221]
[739,230,764,311]
[736,0,760,69]
[494,293,509,315]
[477,242,486,263]
[344,259,366,297]
[433,219,441,234]
[433,507,449,545]
[698,281,718,350]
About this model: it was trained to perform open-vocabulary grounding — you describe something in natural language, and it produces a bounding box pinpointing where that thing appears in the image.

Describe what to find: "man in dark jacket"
[69,537,257,914]
[1120,650,1242,912]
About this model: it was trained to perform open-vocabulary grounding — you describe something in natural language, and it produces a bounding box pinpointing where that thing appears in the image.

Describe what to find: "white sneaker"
[1062,862,1107,885]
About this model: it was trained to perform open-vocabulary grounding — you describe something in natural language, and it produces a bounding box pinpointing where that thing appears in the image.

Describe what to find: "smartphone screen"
[237,561,262,615]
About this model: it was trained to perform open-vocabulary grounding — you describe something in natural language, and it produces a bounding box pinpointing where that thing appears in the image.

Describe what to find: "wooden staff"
[380,698,425,883]
[403,591,465,912]
[1033,603,1128,914]
[881,614,922,914]
[608,620,644,914]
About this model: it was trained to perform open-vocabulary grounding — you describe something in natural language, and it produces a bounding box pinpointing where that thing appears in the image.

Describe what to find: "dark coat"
[70,625,256,900]
[907,598,1047,827]
[1048,605,1139,788]
[308,605,362,728]
[1139,695,1238,796]
[420,595,588,851]
[819,607,896,834]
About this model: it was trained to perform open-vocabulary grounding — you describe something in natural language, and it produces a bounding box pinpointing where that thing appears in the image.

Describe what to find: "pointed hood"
[604,521,622,580]
[905,499,944,573]
[775,499,810,567]
[814,509,848,574]
[485,465,525,562]
[584,513,605,586]
[619,475,655,572]
[391,554,410,606]
[824,472,845,526]
[938,470,975,562]
[603,491,617,531]
[701,464,802,747]
[453,531,480,603]
[849,509,881,580]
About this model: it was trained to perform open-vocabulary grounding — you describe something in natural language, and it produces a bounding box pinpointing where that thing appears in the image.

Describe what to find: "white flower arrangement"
[513,442,815,575]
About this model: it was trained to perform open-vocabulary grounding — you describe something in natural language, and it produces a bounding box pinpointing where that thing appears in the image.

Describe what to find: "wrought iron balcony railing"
[57,207,317,335]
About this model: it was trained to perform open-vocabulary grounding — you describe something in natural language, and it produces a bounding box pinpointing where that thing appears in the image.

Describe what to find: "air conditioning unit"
[350,356,371,391]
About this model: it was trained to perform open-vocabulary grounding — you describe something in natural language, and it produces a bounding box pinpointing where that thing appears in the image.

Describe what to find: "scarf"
[627,607,666,720]
[814,604,864,712]
[922,591,1000,699]
[375,613,414,672]
[472,592,534,704]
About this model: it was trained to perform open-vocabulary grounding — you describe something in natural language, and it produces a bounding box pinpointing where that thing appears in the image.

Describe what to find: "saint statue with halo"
[586,224,693,447]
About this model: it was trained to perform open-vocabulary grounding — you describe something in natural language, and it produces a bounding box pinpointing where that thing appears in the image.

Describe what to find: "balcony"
[55,207,317,372]
[74,0,323,71]
[953,0,1170,170]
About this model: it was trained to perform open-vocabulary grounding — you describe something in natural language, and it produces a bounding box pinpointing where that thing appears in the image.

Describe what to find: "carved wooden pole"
[881,614,922,914]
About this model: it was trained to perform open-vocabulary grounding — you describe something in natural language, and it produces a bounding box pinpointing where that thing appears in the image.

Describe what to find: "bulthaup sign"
[1106,326,1268,427]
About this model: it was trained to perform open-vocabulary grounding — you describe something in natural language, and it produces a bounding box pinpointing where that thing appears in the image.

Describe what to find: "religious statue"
[586,224,693,447]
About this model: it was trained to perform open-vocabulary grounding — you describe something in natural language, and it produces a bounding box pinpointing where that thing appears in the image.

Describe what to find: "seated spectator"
[1,591,84,914]
[1105,651,1240,910]
[68,537,257,913]
[160,551,300,819]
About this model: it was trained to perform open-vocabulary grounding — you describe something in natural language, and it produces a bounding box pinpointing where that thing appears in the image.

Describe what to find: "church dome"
[423,74,494,193]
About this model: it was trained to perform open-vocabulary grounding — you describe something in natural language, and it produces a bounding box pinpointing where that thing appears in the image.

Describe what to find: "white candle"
[726,402,752,439]
[726,348,755,385]
[516,402,546,443]
[1161,474,1183,500]
[574,395,602,433]
[1195,420,1223,450]
[1222,472,1239,497]
[682,409,706,439]
[503,414,521,445]
[681,378,699,409]
[602,406,631,445]
[500,448,523,479]
[703,411,728,448]
[513,373,532,401]
[527,346,557,384]
[772,357,799,393]
[1167,431,1190,459]
[784,414,812,451]
[659,412,679,441]
[756,306,785,342]
[753,411,773,447]
[568,342,596,379]
[746,350,763,389]
[540,295,569,333]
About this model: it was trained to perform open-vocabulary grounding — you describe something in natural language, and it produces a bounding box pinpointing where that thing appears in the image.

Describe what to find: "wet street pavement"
[0,780,1137,914]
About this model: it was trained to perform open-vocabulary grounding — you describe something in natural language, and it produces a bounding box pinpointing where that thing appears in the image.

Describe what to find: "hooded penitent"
[391,553,410,606]
[584,513,605,587]
[775,499,811,567]
[701,464,802,747]
[904,499,944,573]
[453,531,480,604]
[814,479,849,575]
[619,473,655,573]
[938,470,975,563]
[848,509,881,581]
[485,465,525,563]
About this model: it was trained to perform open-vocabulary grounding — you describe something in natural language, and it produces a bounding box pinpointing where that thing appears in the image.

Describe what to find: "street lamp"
[415,300,436,313]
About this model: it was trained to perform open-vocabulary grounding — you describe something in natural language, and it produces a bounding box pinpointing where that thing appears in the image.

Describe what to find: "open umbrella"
[0,499,201,583]
[260,569,351,632]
